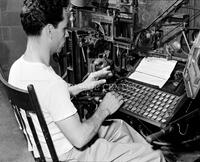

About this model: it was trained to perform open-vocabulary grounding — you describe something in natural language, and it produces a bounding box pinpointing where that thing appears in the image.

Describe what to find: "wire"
[177,123,189,136]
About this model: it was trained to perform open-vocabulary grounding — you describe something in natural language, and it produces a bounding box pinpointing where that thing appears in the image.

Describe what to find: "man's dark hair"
[20,0,70,36]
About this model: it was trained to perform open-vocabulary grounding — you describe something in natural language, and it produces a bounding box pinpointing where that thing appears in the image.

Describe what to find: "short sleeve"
[45,79,77,121]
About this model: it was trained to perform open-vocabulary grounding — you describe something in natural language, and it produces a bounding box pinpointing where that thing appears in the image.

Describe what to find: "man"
[8,0,165,161]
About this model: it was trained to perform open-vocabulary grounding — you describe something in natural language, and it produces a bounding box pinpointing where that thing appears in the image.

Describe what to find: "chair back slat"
[0,66,59,162]
[0,65,6,80]
[26,112,46,161]
[13,105,33,147]
[28,85,59,162]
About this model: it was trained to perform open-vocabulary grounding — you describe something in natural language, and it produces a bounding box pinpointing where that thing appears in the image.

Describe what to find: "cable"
[177,123,189,136]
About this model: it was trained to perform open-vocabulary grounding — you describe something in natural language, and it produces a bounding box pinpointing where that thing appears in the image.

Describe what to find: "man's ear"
[45,24,54,40]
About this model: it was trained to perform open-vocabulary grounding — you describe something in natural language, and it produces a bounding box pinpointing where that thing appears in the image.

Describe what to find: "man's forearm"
[79,107,109,147]
[68,83,86,96]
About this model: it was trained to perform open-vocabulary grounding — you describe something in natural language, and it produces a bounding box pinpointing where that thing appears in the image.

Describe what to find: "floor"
[0,78,200,162]
[0,83,34,162]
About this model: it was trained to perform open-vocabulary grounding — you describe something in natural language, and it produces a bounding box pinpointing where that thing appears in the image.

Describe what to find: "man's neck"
[24,36,50,66]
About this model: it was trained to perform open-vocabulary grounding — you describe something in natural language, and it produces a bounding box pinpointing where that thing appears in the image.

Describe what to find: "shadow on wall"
[0,42,10,80]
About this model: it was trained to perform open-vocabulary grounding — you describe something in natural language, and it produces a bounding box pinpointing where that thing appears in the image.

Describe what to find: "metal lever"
[146,126,173,144]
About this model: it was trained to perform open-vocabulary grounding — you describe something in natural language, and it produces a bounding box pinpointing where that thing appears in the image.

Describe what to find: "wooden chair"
[0,68,59,162]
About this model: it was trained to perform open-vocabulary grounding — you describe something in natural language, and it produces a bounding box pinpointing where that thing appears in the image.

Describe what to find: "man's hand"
[99,91,124,115]
[81,66,113,91]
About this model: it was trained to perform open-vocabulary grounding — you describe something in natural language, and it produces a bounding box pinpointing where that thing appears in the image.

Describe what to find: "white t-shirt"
[8,55,77,159]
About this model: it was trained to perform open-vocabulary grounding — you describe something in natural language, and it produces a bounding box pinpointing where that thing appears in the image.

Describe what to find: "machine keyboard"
[111,78,186,127]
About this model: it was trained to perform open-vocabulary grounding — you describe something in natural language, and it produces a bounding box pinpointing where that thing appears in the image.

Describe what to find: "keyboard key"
[161,119,167,123]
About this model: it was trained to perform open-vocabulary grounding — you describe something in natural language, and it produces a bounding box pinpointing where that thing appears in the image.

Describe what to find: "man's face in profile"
[52,10,69,54]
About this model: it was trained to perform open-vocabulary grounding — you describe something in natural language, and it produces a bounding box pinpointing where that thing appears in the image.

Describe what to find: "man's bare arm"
[56,92,123,149]
[56,106,109,148]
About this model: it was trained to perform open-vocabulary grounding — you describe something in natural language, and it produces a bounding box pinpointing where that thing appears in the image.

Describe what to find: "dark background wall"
[0,0,26,78]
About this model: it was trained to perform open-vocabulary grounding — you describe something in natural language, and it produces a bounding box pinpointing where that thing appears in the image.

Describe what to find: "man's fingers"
[118,95,123,101]
[102,66,110,71]
[110,91,116,96]
[110,91,123,100]
[108,72,113,77]
[95,66,111,77]
[119,97,124,104]
[95,79,106,86]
